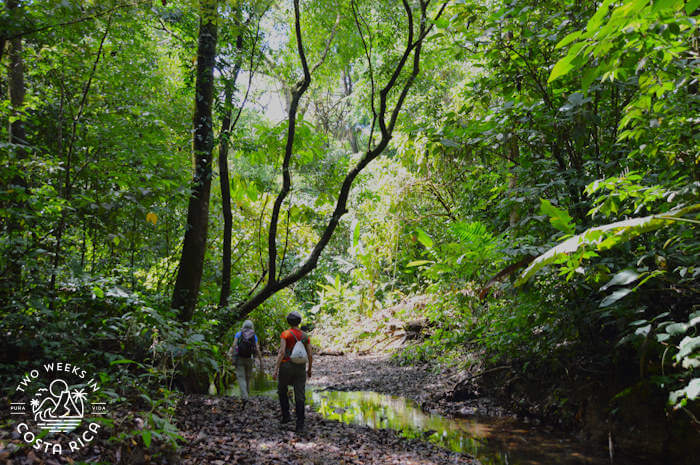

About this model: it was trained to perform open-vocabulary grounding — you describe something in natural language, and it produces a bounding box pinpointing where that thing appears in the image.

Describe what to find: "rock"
[458,406,477,417]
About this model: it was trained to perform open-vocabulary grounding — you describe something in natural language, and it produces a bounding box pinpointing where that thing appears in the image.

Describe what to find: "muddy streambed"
[215,372,652,465]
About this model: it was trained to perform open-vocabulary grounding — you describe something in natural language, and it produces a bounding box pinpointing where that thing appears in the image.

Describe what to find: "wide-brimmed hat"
[242,320,254,329]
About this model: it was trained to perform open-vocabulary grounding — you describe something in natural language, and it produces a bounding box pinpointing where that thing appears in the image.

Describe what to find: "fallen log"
[319,349,345,356]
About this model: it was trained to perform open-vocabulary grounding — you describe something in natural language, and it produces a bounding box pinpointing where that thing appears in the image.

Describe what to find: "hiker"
[272,311,313,433]
[228,320,263,401]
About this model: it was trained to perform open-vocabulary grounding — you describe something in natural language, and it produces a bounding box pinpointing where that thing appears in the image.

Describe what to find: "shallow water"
[308,390,633,465]
[218,370,277,397]
[219,374,650,465]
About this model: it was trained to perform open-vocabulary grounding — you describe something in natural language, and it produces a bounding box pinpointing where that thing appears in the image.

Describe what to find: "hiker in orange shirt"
[272,311,312,433]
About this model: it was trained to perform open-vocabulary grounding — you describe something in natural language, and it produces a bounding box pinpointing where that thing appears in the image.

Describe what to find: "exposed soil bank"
[309,354,513,418]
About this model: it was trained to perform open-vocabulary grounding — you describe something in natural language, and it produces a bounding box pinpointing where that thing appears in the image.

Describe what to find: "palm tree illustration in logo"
[32,379,86,432]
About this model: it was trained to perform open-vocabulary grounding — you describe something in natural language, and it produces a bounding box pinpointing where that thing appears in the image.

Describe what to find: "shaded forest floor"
[309,354,439,400]
[177,395,476,465]
[1,354,678,465]
[0,356,478,465]
[176,356,477,464]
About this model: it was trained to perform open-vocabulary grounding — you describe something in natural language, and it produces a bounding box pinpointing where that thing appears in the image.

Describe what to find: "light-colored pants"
[235,357,254,399]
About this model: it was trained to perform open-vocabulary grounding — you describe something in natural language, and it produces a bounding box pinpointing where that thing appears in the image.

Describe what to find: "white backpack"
[289,330,308,364]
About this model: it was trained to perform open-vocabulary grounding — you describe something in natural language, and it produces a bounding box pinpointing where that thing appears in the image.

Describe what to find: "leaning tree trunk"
[171,0,218,321]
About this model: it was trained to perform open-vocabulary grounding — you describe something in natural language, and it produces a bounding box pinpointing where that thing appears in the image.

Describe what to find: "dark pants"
[278,361,306,426]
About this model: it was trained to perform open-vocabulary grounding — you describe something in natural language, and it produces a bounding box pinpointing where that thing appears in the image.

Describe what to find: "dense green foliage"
[1,0,697,454]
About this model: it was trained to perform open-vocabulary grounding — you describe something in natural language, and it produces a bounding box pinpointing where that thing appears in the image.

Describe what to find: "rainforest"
[1,1,698,464]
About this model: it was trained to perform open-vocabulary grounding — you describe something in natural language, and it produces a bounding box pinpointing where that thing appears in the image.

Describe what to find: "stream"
[217,372,649,465]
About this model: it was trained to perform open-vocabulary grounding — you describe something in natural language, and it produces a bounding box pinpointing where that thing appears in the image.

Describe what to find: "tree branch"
[65,13,112,193]
[265,0,313,285]
[350,0,376,150]
[278,200,292,281]
[228,1,447,323]
[257,193,270,274]
[311,11,340,74]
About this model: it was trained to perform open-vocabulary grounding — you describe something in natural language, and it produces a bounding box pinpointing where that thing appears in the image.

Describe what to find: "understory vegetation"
[1,0,698,459]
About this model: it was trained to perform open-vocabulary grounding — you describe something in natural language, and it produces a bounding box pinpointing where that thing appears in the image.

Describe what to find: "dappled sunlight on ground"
[177,395,477,465]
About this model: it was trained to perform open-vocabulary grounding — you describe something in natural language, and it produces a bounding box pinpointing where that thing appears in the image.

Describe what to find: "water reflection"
[218,370,277,397]
[308,390,647,465]
[216,375,650,465]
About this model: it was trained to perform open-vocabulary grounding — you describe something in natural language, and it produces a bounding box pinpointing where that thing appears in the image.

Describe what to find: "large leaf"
[415,227,434,249]
[685,378,700,400]
[548,55,576,83]
[515,204,699,286]
[539,198,575,234]
[352,220,361,250]
[599,288,633,307]
[406,260,433,267]
[600,269,641,291]
[676,336,700,361]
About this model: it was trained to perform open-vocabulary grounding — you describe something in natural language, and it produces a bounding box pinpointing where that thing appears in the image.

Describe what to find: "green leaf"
[600,269,641,291]
[406,260,433,267]
[686,378,700,400]
[352,219,360,250]
[539,199,575,234]
[581,68,599,92]
[548,56,575,83]
[415,228,434,249]
[676,336,700,360]
[600,288,633,307]
[110,359,138,366]
[587,0,616,31]
[92,286,104,299]
[141,430,152,448]
[555,30,582,49]
[516,204,700,286]
[634,324,651,336]
[665,322,688,336]
[687,0,700,14]
[652,0,680,13]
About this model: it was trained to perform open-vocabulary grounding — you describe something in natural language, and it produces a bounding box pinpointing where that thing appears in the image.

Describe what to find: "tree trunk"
[8,19,25,154]
[218,86,234,308]
[218,32,245,308]
[171,0,218,321]
[342,67,360,152]
[508,135,520,227]
[4,0,27,293]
